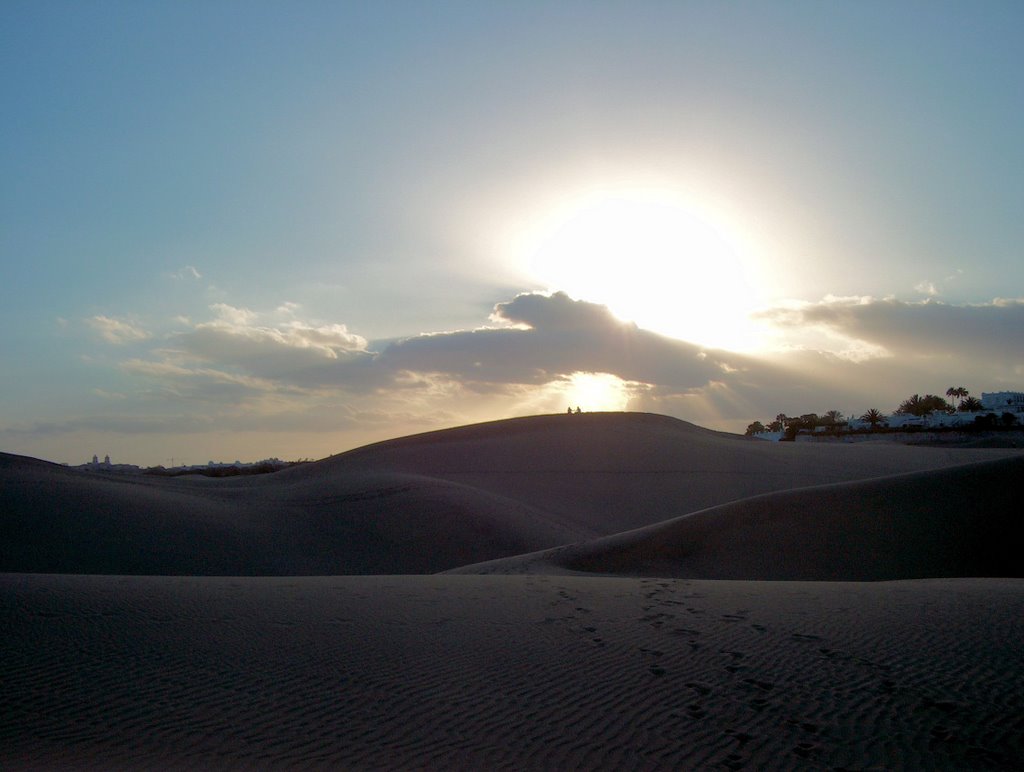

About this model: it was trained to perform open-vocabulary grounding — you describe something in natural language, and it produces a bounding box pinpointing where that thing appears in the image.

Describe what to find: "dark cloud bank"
[11,292,1020,442]
[110,292,1024,416]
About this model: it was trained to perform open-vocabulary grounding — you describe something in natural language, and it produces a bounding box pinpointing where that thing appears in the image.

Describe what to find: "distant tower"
[92,454,98,465]
[104,455,111,466]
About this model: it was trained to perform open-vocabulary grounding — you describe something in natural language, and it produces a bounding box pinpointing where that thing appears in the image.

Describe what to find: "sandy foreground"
[3,413,1024,769]
[1,574,1021,770]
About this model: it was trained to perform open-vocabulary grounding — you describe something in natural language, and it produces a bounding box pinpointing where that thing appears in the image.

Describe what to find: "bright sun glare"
[560,371,632,412]
[523,188,764,351]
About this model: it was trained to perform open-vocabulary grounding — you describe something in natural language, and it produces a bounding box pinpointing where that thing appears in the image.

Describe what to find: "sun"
[521,188,765,351]
[560,371,632,412]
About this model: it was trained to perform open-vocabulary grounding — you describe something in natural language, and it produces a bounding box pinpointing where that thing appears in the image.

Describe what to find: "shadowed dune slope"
[3,413,1022,575]
[283,412,1024,537]
[451,455,1024,581]
[0,454,576,575]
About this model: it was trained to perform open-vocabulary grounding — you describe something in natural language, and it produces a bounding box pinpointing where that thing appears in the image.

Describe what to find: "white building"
[981,392,1024,415]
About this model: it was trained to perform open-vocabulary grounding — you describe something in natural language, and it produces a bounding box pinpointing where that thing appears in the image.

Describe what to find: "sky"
[3,1,1023,466]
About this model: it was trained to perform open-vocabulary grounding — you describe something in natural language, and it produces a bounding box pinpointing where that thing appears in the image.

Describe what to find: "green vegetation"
[859,408,886,428]
[960,396,983,412]
[144,459,313,477]
[744,386,1021,439]
[895,394,952,417]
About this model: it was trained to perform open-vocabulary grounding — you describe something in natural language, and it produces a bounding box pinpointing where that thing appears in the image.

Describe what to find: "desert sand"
[2,412,1023,769]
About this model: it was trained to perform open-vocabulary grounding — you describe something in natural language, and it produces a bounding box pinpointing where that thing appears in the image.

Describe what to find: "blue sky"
[3,1,1023,465]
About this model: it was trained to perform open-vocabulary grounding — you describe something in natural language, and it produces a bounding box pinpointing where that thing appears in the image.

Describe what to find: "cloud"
[91,388,126,400]
[120,358,293,400]
[494,291,627,332]
[381,292,738,389]
[86,315,150,344]
[177,315,373,386]
[97,304,382,399]
[49,291,1024,447]
[758,296,1024,362]
[164,265,202,280]
[209,303,258,325]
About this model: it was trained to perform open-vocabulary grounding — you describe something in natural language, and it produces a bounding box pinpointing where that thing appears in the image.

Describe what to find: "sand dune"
[308,412,1023,536]
[451,455,1024,581]
[0,455,575,575]
[4,413,1024,769]
[3,413,1021,575]
[3,573,1022,770]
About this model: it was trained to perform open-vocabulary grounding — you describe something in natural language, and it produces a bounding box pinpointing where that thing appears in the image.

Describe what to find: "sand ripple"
[3,574,1022,770]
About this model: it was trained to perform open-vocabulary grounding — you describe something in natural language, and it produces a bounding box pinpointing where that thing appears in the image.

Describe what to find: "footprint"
[722,753,745,770]
[917,697,962,715]
[640,613,673,622]
[791,742,817,759]
[786,719,819,734]
[930,725,953,742]
[743,678,774,692]
[685,682,711,696]
[725,730,755,746]
[649,666,666,676]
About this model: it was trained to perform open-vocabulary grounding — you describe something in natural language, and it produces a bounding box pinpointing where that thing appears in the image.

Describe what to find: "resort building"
[755,389,1024,441]
[981,391,1024,415]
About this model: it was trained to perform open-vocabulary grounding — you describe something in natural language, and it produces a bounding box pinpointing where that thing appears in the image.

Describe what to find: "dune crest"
[3,412,1022,576]
[450,455,1024,581]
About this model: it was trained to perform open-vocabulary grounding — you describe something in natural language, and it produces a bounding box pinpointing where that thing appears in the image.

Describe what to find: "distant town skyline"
[3,2,1023,466]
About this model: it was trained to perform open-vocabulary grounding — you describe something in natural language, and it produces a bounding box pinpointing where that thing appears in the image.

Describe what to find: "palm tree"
[859,408,886,428]
[945,386,969,409]
[960,396,983,412]
[897,394,950,417]
[823,409,845,424]
[896,394,924,415]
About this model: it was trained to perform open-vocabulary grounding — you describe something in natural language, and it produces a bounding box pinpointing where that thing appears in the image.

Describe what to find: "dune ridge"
[0,456,577,575]
[4,413,1021,576]
[450,455,1024,580]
